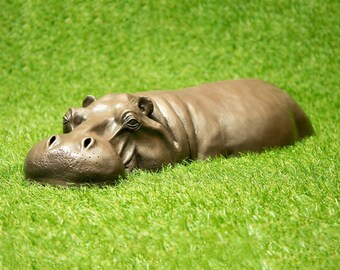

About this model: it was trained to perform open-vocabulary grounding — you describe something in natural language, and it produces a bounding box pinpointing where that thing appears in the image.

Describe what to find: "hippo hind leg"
[293,105,314,140]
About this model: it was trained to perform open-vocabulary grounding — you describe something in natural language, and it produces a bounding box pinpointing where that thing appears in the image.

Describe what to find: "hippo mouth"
[24,134,126,186]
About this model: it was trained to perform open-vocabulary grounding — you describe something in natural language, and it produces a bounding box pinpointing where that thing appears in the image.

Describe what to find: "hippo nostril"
[83,137,94,149]
[47,135,57,148]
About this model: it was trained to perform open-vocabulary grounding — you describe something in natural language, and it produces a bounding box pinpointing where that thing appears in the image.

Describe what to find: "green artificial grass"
[0,0,339,269]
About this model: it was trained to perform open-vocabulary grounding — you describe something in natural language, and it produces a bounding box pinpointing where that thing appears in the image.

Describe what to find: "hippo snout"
[24,133,125,186]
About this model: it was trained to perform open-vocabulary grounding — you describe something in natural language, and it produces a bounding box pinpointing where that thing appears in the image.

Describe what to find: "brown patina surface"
[24,79,314,186]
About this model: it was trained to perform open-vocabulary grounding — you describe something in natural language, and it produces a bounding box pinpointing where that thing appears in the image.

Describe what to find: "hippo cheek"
[24,135,125,186]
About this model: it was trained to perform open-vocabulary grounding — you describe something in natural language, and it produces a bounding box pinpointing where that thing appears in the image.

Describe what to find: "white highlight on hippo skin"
[93,104,109,112]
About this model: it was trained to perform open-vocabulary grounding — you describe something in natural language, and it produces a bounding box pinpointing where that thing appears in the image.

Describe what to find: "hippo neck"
[145,93,198,161]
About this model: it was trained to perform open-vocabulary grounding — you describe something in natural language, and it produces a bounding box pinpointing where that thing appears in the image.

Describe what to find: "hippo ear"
[138,96,154,116]
[82,95,96,108]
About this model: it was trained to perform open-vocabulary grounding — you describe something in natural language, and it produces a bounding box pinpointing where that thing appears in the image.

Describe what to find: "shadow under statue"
[24,79,314,186]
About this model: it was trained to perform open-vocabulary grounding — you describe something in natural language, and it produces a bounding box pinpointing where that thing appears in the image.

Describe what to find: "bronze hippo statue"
[24,79,314,186]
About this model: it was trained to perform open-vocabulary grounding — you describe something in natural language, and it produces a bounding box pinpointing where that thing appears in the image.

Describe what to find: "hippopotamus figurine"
[24,79,314,186]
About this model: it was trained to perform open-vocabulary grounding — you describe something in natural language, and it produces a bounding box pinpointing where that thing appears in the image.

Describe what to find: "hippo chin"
[24,79,314,186]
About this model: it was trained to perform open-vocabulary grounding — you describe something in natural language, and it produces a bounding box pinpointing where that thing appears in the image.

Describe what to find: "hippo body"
[25,79,314,185]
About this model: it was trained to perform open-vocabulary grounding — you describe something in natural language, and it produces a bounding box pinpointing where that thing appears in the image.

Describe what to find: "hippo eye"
[126,118,140,131]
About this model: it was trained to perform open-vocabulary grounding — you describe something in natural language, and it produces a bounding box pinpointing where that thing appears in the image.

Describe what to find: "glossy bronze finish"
[24,79,314,185]
[24,133,125,186]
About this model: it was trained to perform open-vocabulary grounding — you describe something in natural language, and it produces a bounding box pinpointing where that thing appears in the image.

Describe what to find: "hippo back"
[142,79,314,159]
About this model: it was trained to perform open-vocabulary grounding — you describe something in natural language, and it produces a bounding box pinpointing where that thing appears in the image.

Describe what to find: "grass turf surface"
[0,0,339,269]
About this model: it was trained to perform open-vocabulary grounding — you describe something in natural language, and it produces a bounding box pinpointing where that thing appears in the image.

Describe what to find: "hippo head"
[24,93,177,186]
